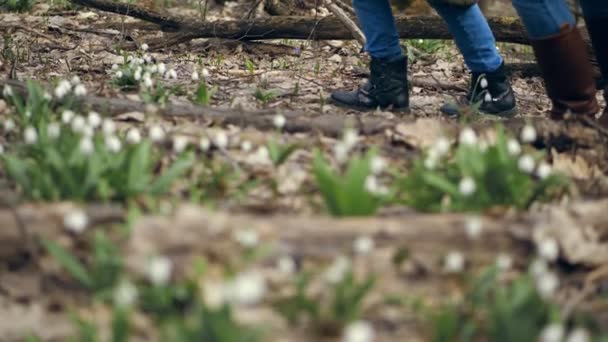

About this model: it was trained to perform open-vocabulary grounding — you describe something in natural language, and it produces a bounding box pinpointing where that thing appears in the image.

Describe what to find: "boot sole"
[330,98,410,114]
[440,106,518,119]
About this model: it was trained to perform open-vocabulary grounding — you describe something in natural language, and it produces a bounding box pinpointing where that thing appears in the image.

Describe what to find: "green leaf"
[41,238,93,288]
[148,153,195,195]
[312,151,341,215]
[127,141,152,193]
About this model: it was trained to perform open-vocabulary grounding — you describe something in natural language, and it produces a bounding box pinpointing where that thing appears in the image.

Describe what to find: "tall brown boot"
[530,24,600,120]
[585,17,608,127]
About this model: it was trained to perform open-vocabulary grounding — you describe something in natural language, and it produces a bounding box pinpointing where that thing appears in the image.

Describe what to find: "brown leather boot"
[585,17,608,127]
[530,24,600,120]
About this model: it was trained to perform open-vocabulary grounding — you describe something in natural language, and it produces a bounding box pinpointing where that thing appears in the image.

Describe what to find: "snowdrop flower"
[370,156,386,174]
[507,139,521,156]
[518,154,535,173]
[141,43,149,51]
[61,110,75,124]
[496,253,512,271]
[126,128,141,144]
[105,135,122,153]
[521,124,537,143]
[47,123,61,139]
[479,77,488,89]
[115,71,124,78]
[54,80,72,99]
[459,127,477,146]
[166,69,178,79]
[63,209,88,233]
[203,281,227,309]
[424,154,438,170]
[530,258,549,278]
[173,135,189,153]
[434,137,451,156]
[143,75,154,88]
[566,328,590,342]
[536,271,559,299]
[325,255,350,284]
[484,92,492,103]
[277,256,296,275]
[537,237,559,262]
[79,137,94,156]
[144,54,152,64]
[71,75,81,85]
[459,177,476,196]
[71,116,86,133]
[113,280,138,307]
[157,63,166,75]
[73,84,87,97]
[4,118,15,132]
[540,323,565,342]
[24,126,37,145]
[191,70,199,81]
[365,176,388,196]
[333,143,349,164]
[87,112,101,128]
[240,140,253,152]
[25,110,32,118]
[250,146,270,165]
[343,321,375,342]
[226,270,267,306]
[464,216,483,240]
[444,251,465,273]
[199,137,211,151]
[202,68,210,78]
[353,236,375,255]
[101,119,116,136]
[111,64,119,71]
[149,125,165,142]
[43,92,52,101]
[273,114,286,129]
[3,85,13,97]
[537,162,552,179]
[213,131,229,149]
[343,128,359,149]
[233,229,259,248]
[147,256,173,286]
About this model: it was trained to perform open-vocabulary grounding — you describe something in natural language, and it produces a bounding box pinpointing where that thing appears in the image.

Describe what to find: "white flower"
[71,76,81,85]
[424,154,438,170]
[4,118,15,132]
[536,271,559,298]
[540,323,565,342]
[101,119,116,136]
[191,70,199,81]
[226,270,267,306]
[277,256,296,275]
[141,43,149,51]
[459,127,477,146]
[273,114,286,129]
[113,280,138,307]
[149,125,165,142]
[143,54,152,64]
[204,281,227,309]
[521,124,537,143]
[199,137,211,151]
[3,85,13,97]
[464,216,483,239]
[343,129,359,149]
[240,140,253,152]
[142,75,153,88]
[166,69,178,79]
[444,251,465,273]
[325,255,350,284]
[507,139,521,156]
[434,137,451,156]
[233,229,259,248]
[73,84,87,96]
[147,256,173,286]
[54,80,72,99]
[157,63,166,75]
[530,258,549,278]
[537,162,552,179]
[71,116,86,133]
[87,112,101,128]
[343,321,375,342]
[365,176,388,196]
[79,137,94,156]
[518,154,535,173]
[47,123,61,139]
[479,77,488,89]
[353,236,375,255]
[496,253,512,271]
[566,328,590,342]
[250,146,270,165]
[115,71,124,78]
[213,131,228,149]
[126,128,142,144]
[537,237,559,262]
[459,177,476,196]
[202,68,210,78]
[484,93,492,102]
[24,126,38,144]
[61,110,75,124]
[111,64,119,71]
[173,135,189,153]
[333,143,349,164]
[24,110,32,118]
[105,135,122,153]
[370,156,386,174]
[43,92,52,101]
[63,209,88,233]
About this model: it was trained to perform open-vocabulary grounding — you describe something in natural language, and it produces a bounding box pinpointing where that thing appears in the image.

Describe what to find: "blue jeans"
[351,0,502,73]
[512,0,608,39]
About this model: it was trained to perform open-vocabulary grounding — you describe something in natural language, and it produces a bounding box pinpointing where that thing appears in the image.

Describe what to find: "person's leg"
[331,0,409,111]
[511,0,599,118]
[427,0,515,116]
[580,0,608,123]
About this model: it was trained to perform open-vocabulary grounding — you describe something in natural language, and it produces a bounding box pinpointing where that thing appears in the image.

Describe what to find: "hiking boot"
[585,17,608,127]
[529,24,600,121]
[331,55,409,112]
[440,62,516,118]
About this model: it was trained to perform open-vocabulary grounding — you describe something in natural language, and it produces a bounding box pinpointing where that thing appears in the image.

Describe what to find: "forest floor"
[1,1,608,341]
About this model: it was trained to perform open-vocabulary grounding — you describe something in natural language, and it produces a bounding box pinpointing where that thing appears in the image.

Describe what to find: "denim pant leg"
[352,0,403,59]
[579,0,608,18]
[511,0,574,39]
[427,1,502,73]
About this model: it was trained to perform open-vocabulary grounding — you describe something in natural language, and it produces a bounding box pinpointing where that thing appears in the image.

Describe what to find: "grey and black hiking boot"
[440,63,516,117]
[331,55,409,112]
